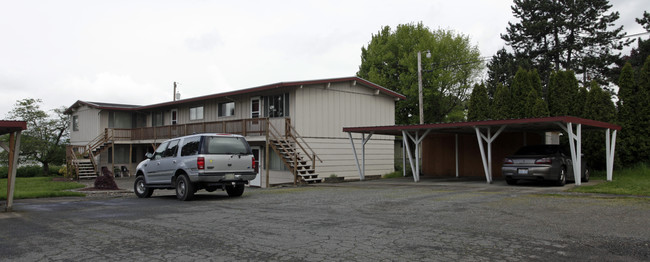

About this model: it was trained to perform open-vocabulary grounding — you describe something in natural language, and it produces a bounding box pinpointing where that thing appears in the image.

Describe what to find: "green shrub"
[0,165,65,178]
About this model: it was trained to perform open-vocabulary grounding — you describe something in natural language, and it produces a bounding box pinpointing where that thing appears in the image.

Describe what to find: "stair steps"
[270,138,322,184]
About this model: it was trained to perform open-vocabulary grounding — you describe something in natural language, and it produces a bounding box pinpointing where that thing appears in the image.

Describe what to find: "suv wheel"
[134,176,153,198]
[176,174,195,201]
[225,184,245,197]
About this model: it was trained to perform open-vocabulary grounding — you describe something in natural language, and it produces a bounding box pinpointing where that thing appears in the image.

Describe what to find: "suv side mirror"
[145,152,153,159]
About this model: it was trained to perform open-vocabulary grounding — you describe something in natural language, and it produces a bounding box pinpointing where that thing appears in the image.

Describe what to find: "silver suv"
[134,133,257,201]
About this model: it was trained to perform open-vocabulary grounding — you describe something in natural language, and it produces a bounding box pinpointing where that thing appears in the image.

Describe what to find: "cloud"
[185,30,224,52]
[61,72,167,106]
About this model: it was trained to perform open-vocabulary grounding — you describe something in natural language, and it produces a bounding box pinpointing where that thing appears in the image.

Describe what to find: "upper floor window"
[153,112,164,127]
[72,115,79,131]
[218,102,235,117]
[109,111,133,128]
[190,106,204,120]
[265,93,289,118]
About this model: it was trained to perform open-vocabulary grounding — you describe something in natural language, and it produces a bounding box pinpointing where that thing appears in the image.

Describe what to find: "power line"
[622,31,650,39]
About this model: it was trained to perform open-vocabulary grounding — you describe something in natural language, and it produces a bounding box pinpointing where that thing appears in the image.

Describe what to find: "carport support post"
[474,126,506,184]
[455,134,459,178]
[605,129,617,181]
[402,130,417,182]
[403,130,431,182]
[347,132,372,181]
[348,132,363,180]
[402,138,406,177]
[564,123,582,186]
[361,132,373,180]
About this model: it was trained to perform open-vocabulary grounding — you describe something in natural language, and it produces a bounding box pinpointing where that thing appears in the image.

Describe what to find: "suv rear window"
[201,136,250,155]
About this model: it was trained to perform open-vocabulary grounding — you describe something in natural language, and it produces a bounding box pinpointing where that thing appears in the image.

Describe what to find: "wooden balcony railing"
[110,118,279,141]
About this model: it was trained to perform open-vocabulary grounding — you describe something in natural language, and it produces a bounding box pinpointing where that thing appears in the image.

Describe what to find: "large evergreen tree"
[485,48,532,98]
[610,12,650,84]
[491,83,513,120]
[467,83,490,121]
[501,0,630,84]
[616,58,650,167]
[583,82,617,170]
[547,70,580,116]
[357,22,483,124]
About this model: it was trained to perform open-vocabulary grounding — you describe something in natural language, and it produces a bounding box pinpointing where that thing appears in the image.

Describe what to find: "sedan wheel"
[556,167,566,186]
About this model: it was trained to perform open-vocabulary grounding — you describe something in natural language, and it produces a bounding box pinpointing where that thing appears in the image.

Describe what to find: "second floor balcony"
[109,117,289,142]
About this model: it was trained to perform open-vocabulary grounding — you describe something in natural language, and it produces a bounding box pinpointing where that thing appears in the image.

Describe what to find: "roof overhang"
[65,76,405,114]
[0,121,27,135]
[343,116,621,136]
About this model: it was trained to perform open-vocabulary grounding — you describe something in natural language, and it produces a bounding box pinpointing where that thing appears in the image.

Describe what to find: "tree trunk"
[42,162,49,176]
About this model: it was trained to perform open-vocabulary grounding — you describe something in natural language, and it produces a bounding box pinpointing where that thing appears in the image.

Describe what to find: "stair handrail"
[83,128,114,176]
[267,122,299,184]
[67,146,80,179]
[284,119,322,163]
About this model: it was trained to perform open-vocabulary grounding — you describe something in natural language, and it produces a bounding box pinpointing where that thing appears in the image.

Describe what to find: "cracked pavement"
[1,178,649,261]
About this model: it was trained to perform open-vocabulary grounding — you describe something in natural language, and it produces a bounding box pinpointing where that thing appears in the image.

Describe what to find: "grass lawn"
[0,177,86,200]
[569,164,650,196]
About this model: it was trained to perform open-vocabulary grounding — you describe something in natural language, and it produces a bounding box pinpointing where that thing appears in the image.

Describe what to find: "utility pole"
[173,82,177,101]
[418,51,424,125]
[418,51,430,124]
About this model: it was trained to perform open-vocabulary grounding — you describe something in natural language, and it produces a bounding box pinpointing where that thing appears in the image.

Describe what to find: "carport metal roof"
[343,116,620,185]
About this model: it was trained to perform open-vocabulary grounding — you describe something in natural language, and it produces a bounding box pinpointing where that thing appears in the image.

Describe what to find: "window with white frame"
[190,106,204,120]
[218,102,235,117]
[72,115,79,131]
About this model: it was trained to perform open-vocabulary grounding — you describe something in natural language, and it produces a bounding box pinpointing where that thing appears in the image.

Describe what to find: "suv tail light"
[535,158,552,164]
[503,158,514,164]
[252,156,257,172]
[197,157,205,170]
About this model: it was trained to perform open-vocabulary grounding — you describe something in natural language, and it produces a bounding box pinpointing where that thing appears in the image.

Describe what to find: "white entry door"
[250,146,262,187]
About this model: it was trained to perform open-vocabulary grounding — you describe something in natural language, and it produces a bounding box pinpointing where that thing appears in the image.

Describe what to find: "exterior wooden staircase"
[268,120,323,184]
[67,129,115,179]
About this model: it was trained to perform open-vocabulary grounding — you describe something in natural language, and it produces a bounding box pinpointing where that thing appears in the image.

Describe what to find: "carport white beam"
[606,129,617,181]
[474,125,506,184]
[347,132,373,181]
[556,122,583,185]
[403,129,431,182]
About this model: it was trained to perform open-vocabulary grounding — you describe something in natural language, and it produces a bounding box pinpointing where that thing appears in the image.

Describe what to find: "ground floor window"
[268,151,289,171]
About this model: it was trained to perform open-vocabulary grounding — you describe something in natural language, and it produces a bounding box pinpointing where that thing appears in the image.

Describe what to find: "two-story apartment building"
[65,76,404,187]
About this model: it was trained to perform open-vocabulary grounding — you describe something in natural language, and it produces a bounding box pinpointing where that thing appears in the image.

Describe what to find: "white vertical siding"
[293,81,395,139]
[291,81,397,178]
[304,137,394,178]
[69,105,101,145]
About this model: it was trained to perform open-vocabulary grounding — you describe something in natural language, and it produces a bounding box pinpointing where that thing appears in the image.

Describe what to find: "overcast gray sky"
[0,0,646,117]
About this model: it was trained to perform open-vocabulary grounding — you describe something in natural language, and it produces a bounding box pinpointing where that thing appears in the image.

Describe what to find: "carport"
[344,116,620,186]
[0,120,26,212]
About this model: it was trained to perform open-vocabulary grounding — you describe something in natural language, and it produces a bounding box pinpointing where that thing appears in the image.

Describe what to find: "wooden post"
[129,143,133,177]
[111,142,115,177]
[293,155,298,185]
[265,120,270,188]
[5,132,18,211]
[242,119,247,136]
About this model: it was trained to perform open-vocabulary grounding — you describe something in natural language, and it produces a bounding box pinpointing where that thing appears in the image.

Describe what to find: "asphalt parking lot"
[1,177,649,261]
